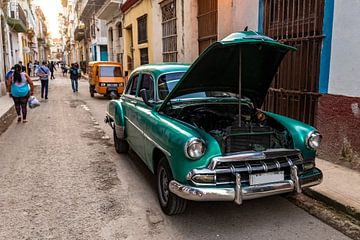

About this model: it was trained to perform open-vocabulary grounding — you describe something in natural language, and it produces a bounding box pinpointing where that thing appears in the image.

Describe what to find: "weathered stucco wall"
[328,0,360,97]
[317,94,360,169]
[123,0,153,72]
[218,0,259,40]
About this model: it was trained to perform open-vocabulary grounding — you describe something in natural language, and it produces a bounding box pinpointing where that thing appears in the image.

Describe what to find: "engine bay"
[166,102,292,153]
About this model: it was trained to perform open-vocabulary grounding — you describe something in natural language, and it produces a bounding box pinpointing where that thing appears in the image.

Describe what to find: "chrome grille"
[212,153,303,185]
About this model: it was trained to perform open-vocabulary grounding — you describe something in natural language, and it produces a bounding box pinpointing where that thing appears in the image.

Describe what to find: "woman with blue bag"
[6,64,34,123]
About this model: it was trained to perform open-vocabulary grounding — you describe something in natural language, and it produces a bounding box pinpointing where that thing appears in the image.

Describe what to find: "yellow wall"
[123,0,153,73]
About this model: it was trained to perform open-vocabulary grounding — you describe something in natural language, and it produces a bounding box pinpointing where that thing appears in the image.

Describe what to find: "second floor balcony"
[6,2,28,32]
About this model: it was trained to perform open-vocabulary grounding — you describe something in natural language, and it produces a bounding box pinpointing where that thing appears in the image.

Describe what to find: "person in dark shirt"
[69,63,79,93]
[19,61,26,72]
[49,61,57,80]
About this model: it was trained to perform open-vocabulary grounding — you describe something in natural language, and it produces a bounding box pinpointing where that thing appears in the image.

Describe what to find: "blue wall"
[319,0,335,94]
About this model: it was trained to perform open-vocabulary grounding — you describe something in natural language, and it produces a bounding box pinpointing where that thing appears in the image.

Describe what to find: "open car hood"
[158,31,296,111]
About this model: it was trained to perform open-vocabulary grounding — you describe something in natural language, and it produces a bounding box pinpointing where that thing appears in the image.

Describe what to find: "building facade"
[96,0,123,63]
[0,0,49,96]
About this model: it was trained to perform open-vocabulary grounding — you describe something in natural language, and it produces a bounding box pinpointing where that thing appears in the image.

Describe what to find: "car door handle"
[130,100,137,104]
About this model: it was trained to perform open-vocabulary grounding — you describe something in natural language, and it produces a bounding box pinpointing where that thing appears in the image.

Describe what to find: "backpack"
[70,68,78,77]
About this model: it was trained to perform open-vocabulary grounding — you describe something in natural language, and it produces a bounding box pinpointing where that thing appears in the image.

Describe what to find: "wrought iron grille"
[197,0,217,54]
[161,0,177,62]
[262,0,325,126]
[137,15,147,44]
[140,48,149,65]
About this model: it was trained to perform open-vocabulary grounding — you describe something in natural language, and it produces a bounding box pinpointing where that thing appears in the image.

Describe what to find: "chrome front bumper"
[169,167,322,204]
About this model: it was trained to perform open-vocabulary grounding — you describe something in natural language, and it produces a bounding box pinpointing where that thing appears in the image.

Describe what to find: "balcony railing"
[7,2,28,32]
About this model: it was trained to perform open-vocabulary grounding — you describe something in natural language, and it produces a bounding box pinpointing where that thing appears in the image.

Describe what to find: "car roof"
[131,63,190,79]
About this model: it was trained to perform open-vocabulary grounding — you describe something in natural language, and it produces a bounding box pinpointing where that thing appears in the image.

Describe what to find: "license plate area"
[249,171,284,185]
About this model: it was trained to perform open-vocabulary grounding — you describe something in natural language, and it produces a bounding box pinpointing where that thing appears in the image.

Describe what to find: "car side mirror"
[139,89,153,107]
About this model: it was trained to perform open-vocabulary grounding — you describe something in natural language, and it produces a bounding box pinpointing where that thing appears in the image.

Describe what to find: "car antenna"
[238,47,242,128]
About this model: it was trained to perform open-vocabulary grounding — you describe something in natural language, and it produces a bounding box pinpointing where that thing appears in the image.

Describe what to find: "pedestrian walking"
[6,64,34,123]
[69,63,79,92]
[61,64,68,76]
[5,67,15,89]
[27,61,32,76]
[49,61,57,80]
[19,61,26,72]
[33,60,39,77]
[37,61,50,99]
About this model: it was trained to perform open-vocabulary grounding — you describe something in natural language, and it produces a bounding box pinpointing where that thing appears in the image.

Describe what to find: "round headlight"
[306,131,322,150]
[185,138,206,160]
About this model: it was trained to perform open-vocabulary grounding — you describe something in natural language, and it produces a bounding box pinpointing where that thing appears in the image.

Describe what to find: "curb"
[0,104,16,136]
[303,188,360,221]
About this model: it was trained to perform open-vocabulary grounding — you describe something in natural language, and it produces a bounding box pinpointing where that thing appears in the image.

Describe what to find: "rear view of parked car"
[105,31,323,215]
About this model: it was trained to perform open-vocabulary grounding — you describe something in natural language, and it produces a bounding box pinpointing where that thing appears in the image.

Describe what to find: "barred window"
[117,22,122,38]
[137,15,147,44]
[161,0,177,62]
[140,48,149,65]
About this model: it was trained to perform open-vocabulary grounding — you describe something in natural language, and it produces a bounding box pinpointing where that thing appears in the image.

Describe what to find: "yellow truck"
[88,61,125,98]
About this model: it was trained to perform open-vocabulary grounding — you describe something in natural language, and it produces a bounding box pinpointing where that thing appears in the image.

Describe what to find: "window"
[117,22,122,38]
[161,0,177,62]
[139,74,154,101]
[140,48,149,65]
[91,24,96,38]
[127,75,139,96]
[99,66,122,77]
[109,27,113,42]
[137,15,147,44]
[158,72,185,100]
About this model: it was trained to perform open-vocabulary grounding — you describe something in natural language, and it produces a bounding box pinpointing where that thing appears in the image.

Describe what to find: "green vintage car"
[105,31,323,215]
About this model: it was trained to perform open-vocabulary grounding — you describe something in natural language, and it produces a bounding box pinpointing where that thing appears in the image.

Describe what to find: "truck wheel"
[157,157,187,215]
[113,128,129,154]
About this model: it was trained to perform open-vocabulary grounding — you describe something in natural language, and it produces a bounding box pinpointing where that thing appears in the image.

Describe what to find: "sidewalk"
[0,94,15,135]
[306,158,360,219]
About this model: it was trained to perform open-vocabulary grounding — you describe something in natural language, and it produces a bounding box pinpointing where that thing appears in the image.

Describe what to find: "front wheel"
[157,158,187,215]
[113,128,129,154]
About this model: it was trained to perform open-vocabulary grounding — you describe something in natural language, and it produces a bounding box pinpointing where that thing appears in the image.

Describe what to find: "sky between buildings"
[34,0,62,39]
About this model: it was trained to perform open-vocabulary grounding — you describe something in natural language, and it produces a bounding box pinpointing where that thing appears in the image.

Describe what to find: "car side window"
[139,73,154,101]
[126,75,139,96]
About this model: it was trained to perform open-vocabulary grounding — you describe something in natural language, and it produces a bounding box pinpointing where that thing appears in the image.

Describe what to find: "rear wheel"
[157,158,187,215]
[113,128,129,154]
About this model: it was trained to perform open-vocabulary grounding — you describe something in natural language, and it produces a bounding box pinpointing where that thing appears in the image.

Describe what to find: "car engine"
[167,102,292,154]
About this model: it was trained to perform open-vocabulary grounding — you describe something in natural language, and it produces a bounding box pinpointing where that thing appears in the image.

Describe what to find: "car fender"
[146,112,222,183]
[107,100,125,139]
[265,112,317,160]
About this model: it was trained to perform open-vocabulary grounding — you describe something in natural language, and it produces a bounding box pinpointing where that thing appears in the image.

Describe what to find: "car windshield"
[99,66,122,77]
[158,72,236,100]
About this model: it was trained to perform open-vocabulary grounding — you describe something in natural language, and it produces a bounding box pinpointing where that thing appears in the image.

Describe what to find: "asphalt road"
[0,71,351,240]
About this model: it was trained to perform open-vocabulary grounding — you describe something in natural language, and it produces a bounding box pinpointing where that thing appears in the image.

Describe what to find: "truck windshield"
[99,66,122,77]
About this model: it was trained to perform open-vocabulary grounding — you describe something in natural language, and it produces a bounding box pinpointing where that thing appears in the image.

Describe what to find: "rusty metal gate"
[197,0,218,54]
[262,0,324,126]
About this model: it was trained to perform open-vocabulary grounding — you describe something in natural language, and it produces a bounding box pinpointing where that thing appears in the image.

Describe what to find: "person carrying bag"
[6,64,34,123]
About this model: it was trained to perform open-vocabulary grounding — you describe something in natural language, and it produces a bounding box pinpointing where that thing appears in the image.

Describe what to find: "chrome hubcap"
[158,167,169,206]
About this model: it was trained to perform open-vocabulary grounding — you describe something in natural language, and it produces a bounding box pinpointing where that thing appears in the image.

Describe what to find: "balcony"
[74,25,85,41]
[6,3,28,32]
[97,0,122,21]
[79,0,106,21]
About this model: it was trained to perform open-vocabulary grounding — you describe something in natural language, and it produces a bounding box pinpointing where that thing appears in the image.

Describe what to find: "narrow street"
[0,70,351,240]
